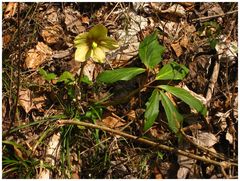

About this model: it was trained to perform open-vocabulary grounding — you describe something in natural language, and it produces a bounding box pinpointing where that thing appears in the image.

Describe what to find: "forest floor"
[2,2,238,179]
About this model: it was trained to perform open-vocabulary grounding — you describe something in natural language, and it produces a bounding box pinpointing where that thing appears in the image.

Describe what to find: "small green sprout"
[74,24,119,63]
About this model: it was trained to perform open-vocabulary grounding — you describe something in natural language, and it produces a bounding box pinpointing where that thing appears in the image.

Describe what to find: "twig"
[7,3,21,134]
[206,59,220,106]
[191,10,238,22]
[57,119,237,168]
[180,129,235,162]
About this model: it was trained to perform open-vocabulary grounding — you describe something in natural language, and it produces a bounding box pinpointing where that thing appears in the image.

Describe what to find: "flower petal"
[74,32,89,46]
[99,36,119,51]
[92,47,106,63]
[89,24,107,40]
[75,44,90,62]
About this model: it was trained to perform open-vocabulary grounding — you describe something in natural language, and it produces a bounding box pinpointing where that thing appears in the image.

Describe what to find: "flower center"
[92,41,98,49]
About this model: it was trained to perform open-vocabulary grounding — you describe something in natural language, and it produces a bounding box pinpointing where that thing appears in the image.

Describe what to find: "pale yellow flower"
[74,24,119,63]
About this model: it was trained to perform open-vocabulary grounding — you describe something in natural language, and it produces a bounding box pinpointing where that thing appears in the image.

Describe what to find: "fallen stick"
[206,60,220,106]
[57,119,237,168]
[191,10,238,22]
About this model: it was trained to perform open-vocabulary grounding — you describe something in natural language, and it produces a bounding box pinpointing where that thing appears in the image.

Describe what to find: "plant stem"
[57,119,237,168]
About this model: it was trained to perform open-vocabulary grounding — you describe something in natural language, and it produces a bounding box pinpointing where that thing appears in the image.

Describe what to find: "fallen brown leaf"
[100,116,125,129]
[81,14,90,25]
[180,35,189,49]
[25,42,52,69]
[41,25,64,45]
[18,89,32,113]
[171,42,183,57]
[4,2,17,19]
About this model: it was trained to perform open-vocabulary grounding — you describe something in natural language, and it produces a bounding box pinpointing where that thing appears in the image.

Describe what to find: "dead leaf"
[18,89,32,113]
[100,116,125,129]
[4,2,17,19]
[193,131,219,148]
[41,25,64,45]
[207,3,224,16]
[160,4,186,18]
[226,129,233,144]
[154,166,163,179]
[14,146,24,160]
[25,42,52,69]
[216,111,229,131]
[171,42,183,57]
[151,3,186,20]
[64,7,85,34]
[149,127,171,141]
[177,155,195,178]
[38,133,60,179]
[215,38,237,61]
[115,10,149,66]
[83,61,96,81]
[126,110,136,121]
[3,34,11,48]
[45,7,59,24]
[81,14,90,25]
[32,96,46,112]
[180,35,189,49]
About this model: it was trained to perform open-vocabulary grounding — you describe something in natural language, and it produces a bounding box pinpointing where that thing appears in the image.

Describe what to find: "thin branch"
[57,119,237,168]
[7,3,22,134]
[180,129,235,162]
[191,10,238,22]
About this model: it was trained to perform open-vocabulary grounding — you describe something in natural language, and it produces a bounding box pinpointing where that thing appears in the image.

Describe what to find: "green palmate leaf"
[139,32,165,69]
[97,67,146,84]
[159,85,207,116]
[39,68,56,81]
[156,61,189,80]
[159,91,183,133]
[144,89,160,131]
[57,71,75,84]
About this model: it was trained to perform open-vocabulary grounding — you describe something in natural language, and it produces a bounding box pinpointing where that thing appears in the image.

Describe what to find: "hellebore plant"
[97,32,207,135]
[74,24,119,63]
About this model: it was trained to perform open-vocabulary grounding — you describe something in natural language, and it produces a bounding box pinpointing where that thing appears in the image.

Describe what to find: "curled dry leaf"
[215,38,237,61]
[216,111,229,131]
[180,35,189,49]
[151,3,186,20]
[4,2,17,19]
[18,89,32,113]
[100,116,125,129]
[25,42,52,69]
[171,42,183,57]
[45,7,60,24]
[41,25,64,45]
[81,14,90,25]
[82,60,97,81]
[192,131,219,148]
[177,155,196,178]
[126,110,136,121]
[3,34,11,48]
[64,7,85,34]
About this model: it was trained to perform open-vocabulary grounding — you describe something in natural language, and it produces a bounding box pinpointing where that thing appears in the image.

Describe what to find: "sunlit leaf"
[57,71,75,84]
[39,68,56,81]
[156,61,189,80]
[97,67,145,84]
[159,85,207,116]
[139,32,165,69]
[144,89,160,131]
[160,91,183,133]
